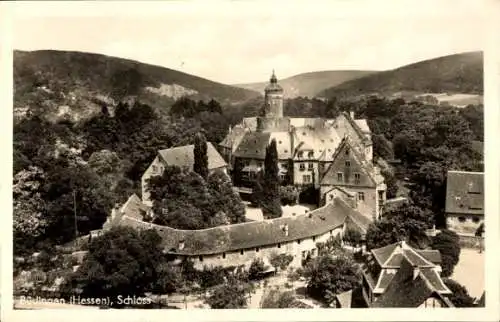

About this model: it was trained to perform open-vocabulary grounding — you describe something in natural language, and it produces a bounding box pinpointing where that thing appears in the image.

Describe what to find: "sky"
[9,0,490,84]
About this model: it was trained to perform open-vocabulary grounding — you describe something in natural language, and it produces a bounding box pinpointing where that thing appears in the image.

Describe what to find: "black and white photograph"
[2,0,499,320]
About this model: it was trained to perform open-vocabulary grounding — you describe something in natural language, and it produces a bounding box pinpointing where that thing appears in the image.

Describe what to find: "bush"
[248,258,267,280]
[342,228,363,247]
[432,230,460,277]
[280,186,299,205]
[443,279,476,307]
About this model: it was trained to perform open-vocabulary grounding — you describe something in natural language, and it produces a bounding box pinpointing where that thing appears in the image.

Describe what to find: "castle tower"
[262,70,284,118]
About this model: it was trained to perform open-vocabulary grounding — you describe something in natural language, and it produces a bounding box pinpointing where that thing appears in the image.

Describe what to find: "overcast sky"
[10,0,489,84]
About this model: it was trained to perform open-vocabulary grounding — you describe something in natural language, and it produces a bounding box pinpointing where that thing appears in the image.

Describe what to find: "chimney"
[349,111,355,119]
[283,224,289,236]
[178,240,185,251]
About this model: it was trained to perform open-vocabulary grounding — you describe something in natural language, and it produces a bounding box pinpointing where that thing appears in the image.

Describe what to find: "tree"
[381,168,398,199]
[269,253,294,273]
[206,278,250,308]
[207,170,246,224]
[13,166,48,252]
[193,132,209,180]
[342,228,363,247]
[262,139,282,218]
[303,254,359,305]
[443,279,476,307]
[366,204,431,250]
[431,230,461,277]
[68,227,164,303]
[248,258,267,280]
[279,185,299,205]
[261,289,296,308]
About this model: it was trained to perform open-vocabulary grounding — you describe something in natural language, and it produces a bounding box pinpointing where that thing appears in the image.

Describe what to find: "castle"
[219,72,386,221]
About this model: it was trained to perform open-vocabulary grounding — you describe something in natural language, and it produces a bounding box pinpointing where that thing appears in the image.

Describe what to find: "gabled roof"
[445,170,484,215]
[158,142,227,171]
[233,132,271,159]
[371,257,453,308]
[371,241,439,268]
[113,197,367,256]
[320,137,379,187]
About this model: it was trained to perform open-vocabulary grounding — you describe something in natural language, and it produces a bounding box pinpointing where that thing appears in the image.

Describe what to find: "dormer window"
[345,160,351,167]
[308,151,314,158]
[299,163,306,171]
[298,151,304,158]
[152,165,158,173]
[308,163,314,170]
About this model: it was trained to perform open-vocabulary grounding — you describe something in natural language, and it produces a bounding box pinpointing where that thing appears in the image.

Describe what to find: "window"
[337,172,343,182]
[281,162,288,169]
[354,173,361,184]
[345,148,349,155]
[345,160,351,167]
[256,247,260,252]
[303,175,311,183]
[298,151,304,158]
[312,236,316,242]
[240,250,244,255]
[299,163,305,171]
[279,174,287,181]
[472,217,480,223]
[358,192,365,201]
[308,151,314,158]
[297,239,301,244]
[222,253,226,259]
[278,243,281,248]
[278,140,282,144]
[458,217,466,222]
[308,163,314,170]
[152,165,158,173]
[199,256,203,262]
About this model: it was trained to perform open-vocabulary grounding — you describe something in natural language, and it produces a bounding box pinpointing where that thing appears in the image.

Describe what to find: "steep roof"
[371,257,453,308]
[320,136,382,187]
[335,290,353,308]
[114,197,365,256]
[158,142,227,171]
[233,132,271,159]
[371,241,439,268]
[445,171,484,215]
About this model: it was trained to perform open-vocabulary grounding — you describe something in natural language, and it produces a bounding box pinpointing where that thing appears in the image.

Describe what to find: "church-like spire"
[270,69,277,84]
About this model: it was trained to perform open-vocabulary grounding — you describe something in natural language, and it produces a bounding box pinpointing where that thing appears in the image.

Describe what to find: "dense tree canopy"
[206,278,251,309]
[431,230,461,277]
[147,166,244,230]
[303,254,359,305]
[365,203,432,250]
[443,279,476,307]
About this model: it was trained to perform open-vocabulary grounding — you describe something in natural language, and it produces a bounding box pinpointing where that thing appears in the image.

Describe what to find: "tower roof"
[265,70,283,92]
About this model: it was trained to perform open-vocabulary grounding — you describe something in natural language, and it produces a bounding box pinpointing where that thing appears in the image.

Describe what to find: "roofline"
[117,201,350,256]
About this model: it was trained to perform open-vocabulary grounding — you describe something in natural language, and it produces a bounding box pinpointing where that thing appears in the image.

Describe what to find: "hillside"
[234,70,374,98]
[317,52,483,99]
[14,50,260,122]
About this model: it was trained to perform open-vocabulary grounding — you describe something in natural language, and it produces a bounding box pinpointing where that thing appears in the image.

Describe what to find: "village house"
[219,72,385,220]
[360,241,453,308]
[141,143,228,206]
[102,193,371,270]
[445,170,484,236]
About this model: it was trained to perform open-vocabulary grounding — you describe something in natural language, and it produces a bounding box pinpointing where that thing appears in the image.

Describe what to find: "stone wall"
[189,226,343,270]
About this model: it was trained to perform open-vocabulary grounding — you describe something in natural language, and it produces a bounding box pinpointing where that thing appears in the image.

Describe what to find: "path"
[451,248,484,299]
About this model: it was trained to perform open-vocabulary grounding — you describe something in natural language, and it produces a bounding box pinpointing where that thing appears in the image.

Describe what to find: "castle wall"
[189,227,343,270]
